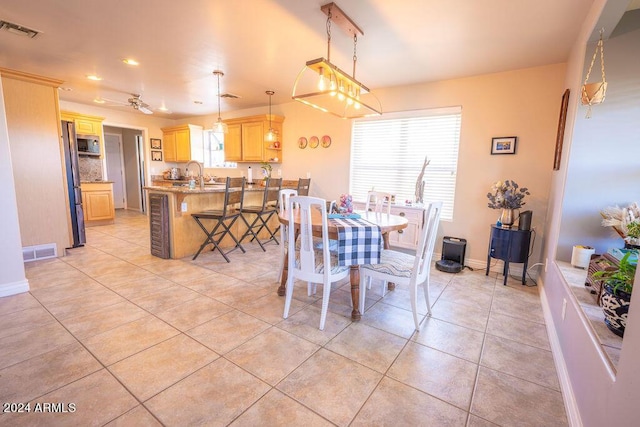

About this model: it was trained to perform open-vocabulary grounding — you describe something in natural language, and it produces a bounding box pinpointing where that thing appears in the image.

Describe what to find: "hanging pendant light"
[212,70,228,133]
[265,90,277,142]
[292,2,381,119]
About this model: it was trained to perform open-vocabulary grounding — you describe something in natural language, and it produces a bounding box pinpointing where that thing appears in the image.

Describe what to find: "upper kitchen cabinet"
[60,111,105,157]
[161,124,204,163]
[223,114,284,163]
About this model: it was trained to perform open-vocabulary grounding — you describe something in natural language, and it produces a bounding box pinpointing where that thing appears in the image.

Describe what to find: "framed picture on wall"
[554,89,570,170]
[151,150,163,161]
[151,138,162,150]
[491,136,517,155]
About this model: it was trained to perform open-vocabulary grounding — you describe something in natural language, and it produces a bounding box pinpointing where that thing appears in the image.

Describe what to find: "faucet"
[185,160,204,189]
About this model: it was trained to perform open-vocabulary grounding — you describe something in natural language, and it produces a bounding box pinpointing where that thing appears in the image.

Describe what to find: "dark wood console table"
[486,225,532,285]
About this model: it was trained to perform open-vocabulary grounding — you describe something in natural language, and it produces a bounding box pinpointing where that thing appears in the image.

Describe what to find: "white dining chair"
[365,191,393,215]
[283,196,350,330]
[364,191,394,290]
[358,201,443,330]
[277,189,298,284]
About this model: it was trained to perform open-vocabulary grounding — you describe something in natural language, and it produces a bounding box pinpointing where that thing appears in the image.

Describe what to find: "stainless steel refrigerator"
[61,120,86,247]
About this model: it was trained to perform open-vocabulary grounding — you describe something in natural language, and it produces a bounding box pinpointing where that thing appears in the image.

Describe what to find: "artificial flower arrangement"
[338,194,354,213]
[486,180,530,210]
[601,202,640,246]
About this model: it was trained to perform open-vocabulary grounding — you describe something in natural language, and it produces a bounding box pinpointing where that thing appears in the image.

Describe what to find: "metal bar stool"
[191,176,246,262]
[296,178,311,196]
[240,177,282,251]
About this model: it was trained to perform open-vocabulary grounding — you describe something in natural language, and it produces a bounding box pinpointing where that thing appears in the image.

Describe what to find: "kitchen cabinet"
[60,111,105,157]
[353,201,424,250]
[81,182,115,225]
[161,124,204,163]
[223,114,284,163]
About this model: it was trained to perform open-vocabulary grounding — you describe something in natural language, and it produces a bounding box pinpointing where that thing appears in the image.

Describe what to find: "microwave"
[77,135,101,156]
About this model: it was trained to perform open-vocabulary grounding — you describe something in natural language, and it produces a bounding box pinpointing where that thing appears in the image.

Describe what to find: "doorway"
[103,126,145,212]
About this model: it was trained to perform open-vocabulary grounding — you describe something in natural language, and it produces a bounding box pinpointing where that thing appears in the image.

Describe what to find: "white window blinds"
[349,107,462,220]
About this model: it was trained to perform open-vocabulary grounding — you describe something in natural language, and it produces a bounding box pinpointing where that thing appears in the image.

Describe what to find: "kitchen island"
[144,182,288,259]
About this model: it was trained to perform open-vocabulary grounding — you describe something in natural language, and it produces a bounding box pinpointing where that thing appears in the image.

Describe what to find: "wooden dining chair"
[283,196,350,330]
[358,201,443,330]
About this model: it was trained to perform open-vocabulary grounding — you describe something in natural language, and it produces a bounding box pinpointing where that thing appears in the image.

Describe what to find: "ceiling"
[0,0,602,119]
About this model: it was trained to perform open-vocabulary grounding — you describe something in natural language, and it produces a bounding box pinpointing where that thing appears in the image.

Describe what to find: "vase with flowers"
[338,194,353,214]
[486,180,531,226]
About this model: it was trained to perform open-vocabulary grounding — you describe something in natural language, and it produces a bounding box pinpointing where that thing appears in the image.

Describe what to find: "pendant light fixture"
[212,70,228,133]
[265,90,277,142]
[292,2,381,119]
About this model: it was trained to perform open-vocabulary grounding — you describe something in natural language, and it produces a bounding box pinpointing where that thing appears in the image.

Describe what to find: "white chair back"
[365,191,393,215]
[277,189,298,283]
[283,195,349,330]
[414,201,443,284]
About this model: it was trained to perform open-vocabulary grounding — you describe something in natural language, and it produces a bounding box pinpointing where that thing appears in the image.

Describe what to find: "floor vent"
[22,243,57,262]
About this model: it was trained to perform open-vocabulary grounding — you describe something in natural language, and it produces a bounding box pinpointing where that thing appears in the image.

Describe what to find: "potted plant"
[486,179,530,226]
[592,251,636,337]
[260,162,272,185]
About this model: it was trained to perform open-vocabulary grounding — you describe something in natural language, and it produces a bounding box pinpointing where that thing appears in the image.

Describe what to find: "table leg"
[382,233,396,292]
[350,265,361,321]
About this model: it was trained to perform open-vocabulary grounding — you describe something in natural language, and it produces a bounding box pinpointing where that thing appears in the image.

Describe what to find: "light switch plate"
[181,202,187,212]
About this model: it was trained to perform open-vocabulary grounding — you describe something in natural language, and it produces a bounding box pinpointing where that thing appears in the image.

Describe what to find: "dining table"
[277,209,409,320]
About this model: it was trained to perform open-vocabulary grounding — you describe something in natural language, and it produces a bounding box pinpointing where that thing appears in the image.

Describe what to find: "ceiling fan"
[127,94,153,114]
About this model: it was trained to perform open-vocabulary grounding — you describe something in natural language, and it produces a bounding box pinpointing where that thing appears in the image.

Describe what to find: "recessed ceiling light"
[194,100,203,104]
[157,106,169,112]
[122,58,139,66]
[93,98,106,104]
[86,74,102,81]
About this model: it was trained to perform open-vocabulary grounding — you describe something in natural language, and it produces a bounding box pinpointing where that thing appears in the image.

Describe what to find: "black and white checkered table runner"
[331,217,382,266]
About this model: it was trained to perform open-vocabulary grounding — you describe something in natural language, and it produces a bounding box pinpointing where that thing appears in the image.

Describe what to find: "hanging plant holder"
[581,29,607,118]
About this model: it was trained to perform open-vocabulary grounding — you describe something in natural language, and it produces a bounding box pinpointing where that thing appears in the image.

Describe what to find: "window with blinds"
[349,106,462,221]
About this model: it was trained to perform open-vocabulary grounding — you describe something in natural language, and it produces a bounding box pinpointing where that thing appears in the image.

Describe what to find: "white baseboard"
[0,278,30,297]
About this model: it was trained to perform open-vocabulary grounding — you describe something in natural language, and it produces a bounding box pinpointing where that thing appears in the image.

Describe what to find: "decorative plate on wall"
[309,136,319,148]
[321,135,332,148]
[298,137,307,149]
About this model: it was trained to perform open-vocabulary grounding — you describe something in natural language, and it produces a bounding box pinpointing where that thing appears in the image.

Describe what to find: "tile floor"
[0,210,568,426]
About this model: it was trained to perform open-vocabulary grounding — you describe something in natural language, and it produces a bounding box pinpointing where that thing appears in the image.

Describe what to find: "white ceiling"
[0,0,599,119]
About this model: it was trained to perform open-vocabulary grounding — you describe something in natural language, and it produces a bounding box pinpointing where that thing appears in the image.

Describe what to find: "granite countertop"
[143,184,270,194]
[81,180,114,184]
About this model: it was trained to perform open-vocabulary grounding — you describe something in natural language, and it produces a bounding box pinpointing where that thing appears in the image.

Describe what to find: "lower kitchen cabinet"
[81,182,115,225]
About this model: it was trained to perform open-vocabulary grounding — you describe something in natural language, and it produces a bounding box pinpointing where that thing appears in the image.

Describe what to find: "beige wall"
[180,63,566,267]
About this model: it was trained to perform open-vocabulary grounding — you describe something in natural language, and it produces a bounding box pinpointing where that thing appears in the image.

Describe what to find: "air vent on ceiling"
[0,20,40,38]
[220,93,240,99]
[22,243,57,262]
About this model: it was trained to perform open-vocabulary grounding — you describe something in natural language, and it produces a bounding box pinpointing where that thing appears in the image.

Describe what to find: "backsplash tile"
[79,156,103,181]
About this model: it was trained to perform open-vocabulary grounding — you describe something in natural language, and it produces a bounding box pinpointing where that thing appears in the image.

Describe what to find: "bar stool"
[191,176,246,262]
[296,178,311,196]
[240,177,282,251]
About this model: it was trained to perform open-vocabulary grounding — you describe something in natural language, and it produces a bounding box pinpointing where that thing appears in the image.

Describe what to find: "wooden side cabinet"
[223,114,284,163]
[486,225,532,285]
[353,201,424,250]
[81,182,115,226]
